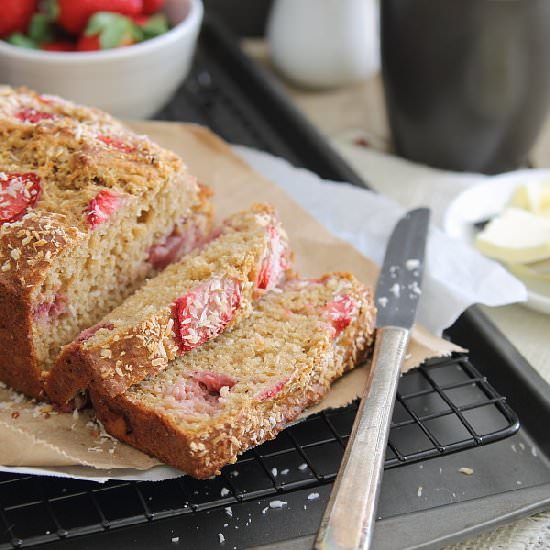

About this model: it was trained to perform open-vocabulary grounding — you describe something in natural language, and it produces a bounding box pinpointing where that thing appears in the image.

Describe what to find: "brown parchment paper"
[0,123,461,474]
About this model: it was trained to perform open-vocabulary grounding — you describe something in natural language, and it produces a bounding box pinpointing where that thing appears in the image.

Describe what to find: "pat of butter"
[475,208,550,264]
[508,181,550,216]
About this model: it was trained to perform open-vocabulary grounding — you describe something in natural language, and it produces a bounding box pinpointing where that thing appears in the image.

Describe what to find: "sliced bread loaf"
[0,87,212,399]
[46,204,292,407]
[91,273,376,478]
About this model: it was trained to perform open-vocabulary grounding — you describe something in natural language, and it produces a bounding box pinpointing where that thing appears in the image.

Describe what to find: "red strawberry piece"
[97,134,136,153]
[76,322,114,343]
[86,190,123,229]
[76,34,101,51]
[192,371,237,394]
[15,108,55,124]
[130,14,150,25]
[33,293,67,321]
[142,0,165,15]
[0,172,41,226]
[0,0,37,38]
[41,41,75,52]
[147,221,202,270]
[257,377,289,401]
[55,0,143,35]
[173,277,242,353]
[257,223,289,290]
[323,295,359,337]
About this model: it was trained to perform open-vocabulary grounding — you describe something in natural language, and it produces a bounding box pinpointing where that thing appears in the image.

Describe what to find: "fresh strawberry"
[130,14,150,25]
[323,295,359,337]
[142,0,165,15]
[41,41,75,52]
[0,0,37,38]
[86,190,123,229]
[97,134,136,153]
[53,0,143,34]
[173,278,242,353]
[76,34,100,51]
[0,172,41,225]
[84,12,142,49]
[15,108,55,123]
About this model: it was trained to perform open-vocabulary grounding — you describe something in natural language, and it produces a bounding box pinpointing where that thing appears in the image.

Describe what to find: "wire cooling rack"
[0,355,518,548]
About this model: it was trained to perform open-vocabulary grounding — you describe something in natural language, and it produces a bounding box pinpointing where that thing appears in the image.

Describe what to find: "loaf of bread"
[0,87,213,399]
[46,204,292,408]
[91,273,376,478]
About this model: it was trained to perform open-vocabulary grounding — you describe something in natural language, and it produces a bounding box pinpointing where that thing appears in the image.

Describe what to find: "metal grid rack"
[0,356,518,549]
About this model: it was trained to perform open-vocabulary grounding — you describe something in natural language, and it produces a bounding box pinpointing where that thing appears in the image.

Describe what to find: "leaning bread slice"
[91,273,376,479]
[46,203,291,407]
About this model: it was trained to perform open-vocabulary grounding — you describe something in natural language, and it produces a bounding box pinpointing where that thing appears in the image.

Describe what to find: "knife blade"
[315,207,431,550]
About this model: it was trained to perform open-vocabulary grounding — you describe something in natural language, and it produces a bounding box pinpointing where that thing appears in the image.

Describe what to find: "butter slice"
[508,181,550,216]
[475,208,550,263]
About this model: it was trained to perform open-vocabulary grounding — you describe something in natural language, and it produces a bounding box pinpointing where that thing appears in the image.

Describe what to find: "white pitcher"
[267,0,380,89]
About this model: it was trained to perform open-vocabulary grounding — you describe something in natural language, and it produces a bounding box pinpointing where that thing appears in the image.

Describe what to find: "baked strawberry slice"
[323,295,359,337]
[15,108,55,123]
[192,371,237,394]
[97,134,137,153]
[86,190,123,229]
[76,322,115,343]
[257,377,289,401]
[33,293,67,321]
[173,277,242,353]
[0,172,41,225]
[257,224,289,290]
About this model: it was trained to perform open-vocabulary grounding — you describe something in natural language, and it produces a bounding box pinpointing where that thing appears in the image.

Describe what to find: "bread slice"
[0,87,213,399]
[46,204,292,408]
[91,273,376,478]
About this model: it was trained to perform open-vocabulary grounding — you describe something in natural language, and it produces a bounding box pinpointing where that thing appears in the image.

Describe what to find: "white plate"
[443,169,550,315]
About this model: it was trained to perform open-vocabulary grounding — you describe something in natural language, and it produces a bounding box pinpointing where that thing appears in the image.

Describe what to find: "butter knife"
[315,207,431,550]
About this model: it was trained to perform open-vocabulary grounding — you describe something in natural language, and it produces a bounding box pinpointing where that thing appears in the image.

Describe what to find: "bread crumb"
[269,500,287,509]
[307,492,319,501]
[459,467,474,475]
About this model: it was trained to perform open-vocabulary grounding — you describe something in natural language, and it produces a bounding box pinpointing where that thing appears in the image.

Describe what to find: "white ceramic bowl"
[0,0,203,119]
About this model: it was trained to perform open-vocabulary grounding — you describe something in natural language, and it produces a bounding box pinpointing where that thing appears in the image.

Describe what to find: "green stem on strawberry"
[140,13,169,39]
[7,33,37,49]
[28,13,53,44]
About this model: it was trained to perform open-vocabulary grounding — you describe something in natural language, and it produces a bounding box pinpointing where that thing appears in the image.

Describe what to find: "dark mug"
[381,0,550,174]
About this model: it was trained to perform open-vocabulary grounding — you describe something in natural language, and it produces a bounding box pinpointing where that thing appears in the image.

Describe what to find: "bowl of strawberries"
[0,0,203,118]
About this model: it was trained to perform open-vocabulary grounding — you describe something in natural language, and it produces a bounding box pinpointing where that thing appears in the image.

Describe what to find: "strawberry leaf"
[85,12,137,49]
[28,14,53,44]
[41,0,59,21]
[141,14,169,39]
[7,33,37,49]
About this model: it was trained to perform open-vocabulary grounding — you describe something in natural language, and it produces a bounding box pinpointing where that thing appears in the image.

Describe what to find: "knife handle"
[315,326,410,550]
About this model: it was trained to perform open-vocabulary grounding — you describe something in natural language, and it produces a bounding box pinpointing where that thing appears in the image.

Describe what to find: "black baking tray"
[2,17,549,550]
